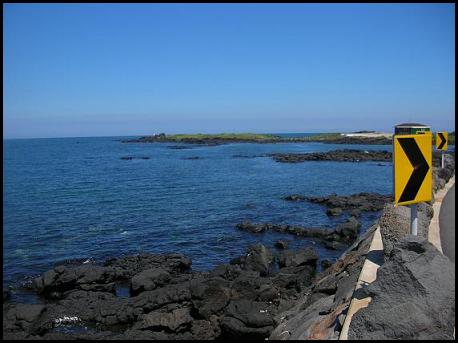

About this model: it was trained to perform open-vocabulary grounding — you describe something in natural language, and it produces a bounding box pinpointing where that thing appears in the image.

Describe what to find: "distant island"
[122,132,394,145]
[122,131,455,146]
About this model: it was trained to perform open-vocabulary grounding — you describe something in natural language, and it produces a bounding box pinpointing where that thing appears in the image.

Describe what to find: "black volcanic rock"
[283,194,306,202]
[121,156,150,160]
[242,244,274,276]
[348,236,455,340]
[236,221,269,234]
[274,240,289,249]
[236,220,360,244]
[326,207,343,216]
[181,156,202,160]
[33,264,118,297]
[335,217,361,242]
[221,300,275,339]
[307,192,392,213]
[278,248,318,268]
[232,154,266,158]
[130,268,171,295]
[167,145,194,149]
[270,149,392,163]
[6,244,320,340]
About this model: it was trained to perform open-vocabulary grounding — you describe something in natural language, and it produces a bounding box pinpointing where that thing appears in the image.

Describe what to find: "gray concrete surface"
[439,185,455,262]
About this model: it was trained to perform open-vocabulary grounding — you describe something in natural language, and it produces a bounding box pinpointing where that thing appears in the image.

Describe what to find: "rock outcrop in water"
[305,192,392,217]
[270,149,391,163]
[120,156,150,160]
[236,217,361,245]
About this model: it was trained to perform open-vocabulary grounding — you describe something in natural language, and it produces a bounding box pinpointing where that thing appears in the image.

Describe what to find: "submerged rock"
[326,207,343,216]
[120,156,150,160]
[236,221,268,234]
[181,156,203,160]
[283,194,306,202]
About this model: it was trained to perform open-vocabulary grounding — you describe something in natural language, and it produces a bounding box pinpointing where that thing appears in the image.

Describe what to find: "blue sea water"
[3,136,393,288]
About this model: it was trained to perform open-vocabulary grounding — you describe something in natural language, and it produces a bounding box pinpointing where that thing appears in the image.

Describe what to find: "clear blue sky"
[3,3,455,138]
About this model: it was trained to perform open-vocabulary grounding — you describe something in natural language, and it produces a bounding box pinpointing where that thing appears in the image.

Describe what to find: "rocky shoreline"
[3,153,455,340]
[2,189,389,340]
[3,244,321,340]
[270,153,455,340]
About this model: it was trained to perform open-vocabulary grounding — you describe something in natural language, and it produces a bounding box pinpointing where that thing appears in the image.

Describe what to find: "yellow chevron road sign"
[393,133,432,206]
[436,132,448,151]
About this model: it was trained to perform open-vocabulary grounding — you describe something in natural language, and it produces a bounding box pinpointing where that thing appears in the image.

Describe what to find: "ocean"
[3,135,393,289]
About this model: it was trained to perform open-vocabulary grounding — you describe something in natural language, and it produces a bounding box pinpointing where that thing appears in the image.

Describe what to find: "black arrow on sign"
[437,132,446,150]
[398,137,430,203]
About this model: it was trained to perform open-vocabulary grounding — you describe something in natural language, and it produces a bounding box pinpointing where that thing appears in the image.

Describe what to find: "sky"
[3,3,455,139]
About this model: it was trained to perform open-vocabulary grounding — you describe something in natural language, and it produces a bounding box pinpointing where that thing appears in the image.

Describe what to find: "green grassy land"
[143,131,454,145]
[167,133,281,141]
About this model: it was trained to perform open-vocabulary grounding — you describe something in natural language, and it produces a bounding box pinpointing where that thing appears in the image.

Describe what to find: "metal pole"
[410,204,418,235]
[442,151,445,169]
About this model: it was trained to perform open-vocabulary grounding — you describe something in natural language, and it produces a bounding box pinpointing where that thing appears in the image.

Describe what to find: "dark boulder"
[275,240,289,249]
[133,307,193,332]
[242,244,274,276]
[326,207,343,216]
[349,236,455,340]
[33,265,117,296]
[335,216,361,242]
[278,248,318,268]
[190,277,231,319]
[132,283,191,315]
[3,303,46,333]
[104,253,192,279]
[231,272,275,301]
[130,268,171,295]
[323,240,347,251]
[236,220,268,233]
[221,300,275,339]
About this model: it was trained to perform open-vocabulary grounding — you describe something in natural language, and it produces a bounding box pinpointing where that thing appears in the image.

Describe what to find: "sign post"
[435,131,448,169]
[393,123,432,236]
[410,204,418,235]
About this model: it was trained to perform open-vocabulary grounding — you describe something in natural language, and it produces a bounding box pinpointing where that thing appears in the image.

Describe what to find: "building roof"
[395,123,430,127]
